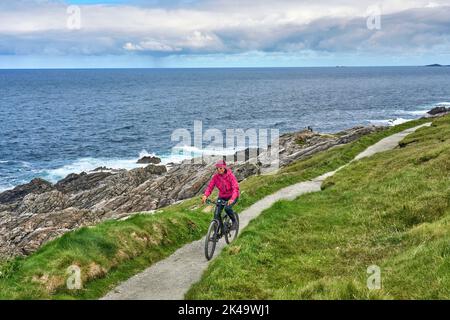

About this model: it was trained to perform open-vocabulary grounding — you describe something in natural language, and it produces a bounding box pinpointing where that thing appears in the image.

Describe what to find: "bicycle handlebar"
[205,199,228,206]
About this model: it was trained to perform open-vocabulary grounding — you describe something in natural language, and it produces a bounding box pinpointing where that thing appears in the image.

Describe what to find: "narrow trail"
[102,123,431,300]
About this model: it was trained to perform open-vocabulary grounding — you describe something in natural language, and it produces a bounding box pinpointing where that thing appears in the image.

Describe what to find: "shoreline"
[0,121,391,258]
[0,106,442,194]
[0,107,448,258]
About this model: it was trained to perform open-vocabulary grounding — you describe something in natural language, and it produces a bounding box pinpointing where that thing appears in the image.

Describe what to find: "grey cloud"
[1,3,450,57]
[252,6,450,54]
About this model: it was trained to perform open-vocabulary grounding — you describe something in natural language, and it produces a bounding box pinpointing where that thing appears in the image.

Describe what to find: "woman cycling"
[202,160,240,230]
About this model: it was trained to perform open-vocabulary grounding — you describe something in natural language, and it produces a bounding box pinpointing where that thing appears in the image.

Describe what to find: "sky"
[0,0,450,68]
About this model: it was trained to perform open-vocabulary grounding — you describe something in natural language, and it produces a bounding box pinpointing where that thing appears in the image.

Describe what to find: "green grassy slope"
[0,117,434,299]
[186,115,450,300]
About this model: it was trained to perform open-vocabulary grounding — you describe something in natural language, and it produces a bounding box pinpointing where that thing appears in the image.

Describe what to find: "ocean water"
[0,67,449,191]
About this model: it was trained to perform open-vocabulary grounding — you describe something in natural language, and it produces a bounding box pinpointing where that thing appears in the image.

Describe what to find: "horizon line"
[0,64,447,70]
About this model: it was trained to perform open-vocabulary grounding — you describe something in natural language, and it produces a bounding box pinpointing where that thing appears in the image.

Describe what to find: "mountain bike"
[204,199,240,261]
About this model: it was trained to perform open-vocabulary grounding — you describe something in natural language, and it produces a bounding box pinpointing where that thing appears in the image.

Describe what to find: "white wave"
[172,145,250,156]
[435,102,450,107]
[369,118,412,126]
[40,157,148,182]
[38,148,209,183]
[0,144,261,187]
[139,148,202,165]
[0,160,31,166]
[396,102,450,117]
[369,101,450,127]
[138,149,156,159]
[20,161,32,168]
[415,101,450,112]
[0,184,14,193]
[160,154,193,164]
[408,110,429,115]
[397,110,429,116]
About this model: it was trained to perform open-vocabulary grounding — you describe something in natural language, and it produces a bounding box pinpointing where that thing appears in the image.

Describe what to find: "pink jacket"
[204,169,240,202]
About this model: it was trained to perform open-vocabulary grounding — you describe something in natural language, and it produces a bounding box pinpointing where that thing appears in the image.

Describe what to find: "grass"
[185,115,450,299]
[0,116,434,299]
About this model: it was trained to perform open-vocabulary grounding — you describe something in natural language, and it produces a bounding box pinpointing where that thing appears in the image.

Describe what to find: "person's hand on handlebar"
[202,195,207,204]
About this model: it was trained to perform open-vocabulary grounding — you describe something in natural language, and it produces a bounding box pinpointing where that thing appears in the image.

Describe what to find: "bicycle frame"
[206,199,229,231]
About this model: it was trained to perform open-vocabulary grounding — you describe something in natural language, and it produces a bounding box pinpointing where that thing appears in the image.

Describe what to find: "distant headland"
[425,64,450,67]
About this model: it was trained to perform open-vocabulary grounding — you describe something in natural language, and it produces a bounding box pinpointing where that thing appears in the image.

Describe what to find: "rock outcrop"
[137,156,162,164]
[55,172,113,194]
[0,125,385,258]
[427,106,450,116]
[0,178,54,205]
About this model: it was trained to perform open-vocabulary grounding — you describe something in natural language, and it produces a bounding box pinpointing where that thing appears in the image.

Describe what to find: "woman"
[202,159,240,229]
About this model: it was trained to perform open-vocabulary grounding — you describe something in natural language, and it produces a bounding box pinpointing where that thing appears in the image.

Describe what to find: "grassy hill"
[186,115,450,299]
[0,115,443,299]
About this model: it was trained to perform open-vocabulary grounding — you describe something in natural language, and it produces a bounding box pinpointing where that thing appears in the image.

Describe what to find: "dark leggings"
[215,197,238,231]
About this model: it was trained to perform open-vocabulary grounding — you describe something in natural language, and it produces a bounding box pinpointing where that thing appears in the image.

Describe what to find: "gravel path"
[102,123,431,300]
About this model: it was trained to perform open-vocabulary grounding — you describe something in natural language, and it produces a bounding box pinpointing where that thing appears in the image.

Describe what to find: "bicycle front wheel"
[225,213,239,244]
[205,220,219,261]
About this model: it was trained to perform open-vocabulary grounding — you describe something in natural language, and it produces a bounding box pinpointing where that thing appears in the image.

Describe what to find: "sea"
[0,67,449,191]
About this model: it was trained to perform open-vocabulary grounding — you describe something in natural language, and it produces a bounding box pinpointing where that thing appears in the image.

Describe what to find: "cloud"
[123,40,181,52]
[0,0,450,60]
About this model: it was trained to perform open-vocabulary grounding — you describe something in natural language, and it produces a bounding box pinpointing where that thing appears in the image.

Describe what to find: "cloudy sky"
[1,0,450,68]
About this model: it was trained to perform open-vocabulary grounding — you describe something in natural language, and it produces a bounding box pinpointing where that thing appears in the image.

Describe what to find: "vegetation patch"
[186,115,450,300]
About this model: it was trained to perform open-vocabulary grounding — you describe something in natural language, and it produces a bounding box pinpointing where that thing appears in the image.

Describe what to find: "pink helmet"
[215,159,227,169]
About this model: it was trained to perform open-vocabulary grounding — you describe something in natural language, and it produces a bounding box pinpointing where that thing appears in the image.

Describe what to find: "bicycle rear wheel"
[225,213,239,244]
[205,220,219,260]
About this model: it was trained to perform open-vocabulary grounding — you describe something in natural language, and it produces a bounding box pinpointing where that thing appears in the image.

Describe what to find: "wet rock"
[137,156,162,164]
[427,106,449,115]
[0,178,54,205]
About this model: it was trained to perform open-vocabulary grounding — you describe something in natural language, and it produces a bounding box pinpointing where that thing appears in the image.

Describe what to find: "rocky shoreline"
[0,107,448,258]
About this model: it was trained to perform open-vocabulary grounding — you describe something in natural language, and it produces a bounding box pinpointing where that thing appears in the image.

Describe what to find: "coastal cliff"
[3,103,449,259]
[0,125,386,258]
[4,108,450,258]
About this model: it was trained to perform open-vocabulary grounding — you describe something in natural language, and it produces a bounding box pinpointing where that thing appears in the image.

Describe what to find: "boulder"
[428,106,449,115]
[137,156,162,164]
[0,178,54,205]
